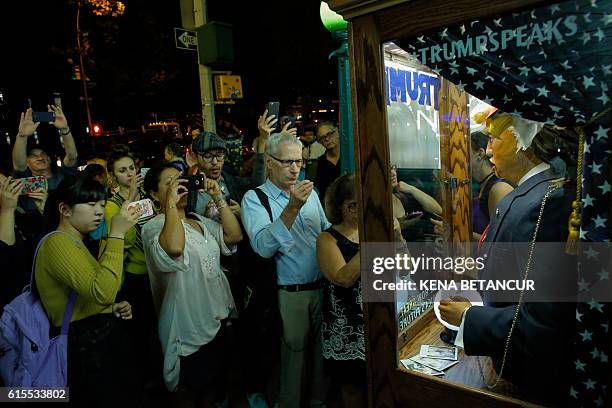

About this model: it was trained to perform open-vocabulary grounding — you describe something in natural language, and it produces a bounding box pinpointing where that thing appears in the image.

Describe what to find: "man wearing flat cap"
[190,131,267,217]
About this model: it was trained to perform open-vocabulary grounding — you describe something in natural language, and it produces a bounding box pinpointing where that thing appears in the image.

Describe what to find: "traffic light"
[92,124,102,136]
[72,66,81,80]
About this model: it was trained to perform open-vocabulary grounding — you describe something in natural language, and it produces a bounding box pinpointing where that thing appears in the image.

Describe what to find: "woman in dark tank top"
[316,173,364,407]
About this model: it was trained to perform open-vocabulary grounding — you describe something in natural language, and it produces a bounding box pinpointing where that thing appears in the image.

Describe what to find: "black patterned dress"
[321,227,365,387]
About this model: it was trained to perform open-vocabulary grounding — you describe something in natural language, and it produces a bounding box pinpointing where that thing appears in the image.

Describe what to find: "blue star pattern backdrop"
[396,0,610,405]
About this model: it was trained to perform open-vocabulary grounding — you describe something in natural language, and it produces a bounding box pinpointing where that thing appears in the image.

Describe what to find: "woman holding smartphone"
[35,173,140,406]
[142,163,244,407]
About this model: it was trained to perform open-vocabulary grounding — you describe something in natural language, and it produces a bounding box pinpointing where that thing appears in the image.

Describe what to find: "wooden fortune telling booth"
[326,0,611,407]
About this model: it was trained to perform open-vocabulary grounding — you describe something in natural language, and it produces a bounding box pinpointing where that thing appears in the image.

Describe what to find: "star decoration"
[580,228,588,240]
[603,64,612,76]
[584,379,597,390]
[450,67,459,75]
[598,268,610,281]
[598,181,611,194]
[575,359,586,371]
[533,66,545,75]
[593,215,607,229]
[536,86,549,97]
[552,74,566,86]
[460,24,466,35]
[579,329,593,341]
[549,4,561,14]
[485,74,495,82]
[587,298,604,312]
[483,25,493,35]
[516,84,528,93]
[594,126,609,140]
[569,387,578,399]
[417,35,425,43]
[596,92,610,105]
[595,397,605,407]
[500,62,510,73]
[582,194,595,207]
[583,75,596,89]
[440,28,448,39]
[466,67,478,76]
[493,18,502,27]
[603,323,609,333]
[580,32,592,45]
[561,60,572,70]
[583,13,592,23]
[550,105,562,113]
[502,94,511,103]
[594,28,605,41]
[474,80,485,90]
[578,278,590,292]
[600,352,609,363]
[590,347,600,359]
[589,161,602,174]
[602,13,612,25]
[456,81,466,91]
[518,66,531,76]
[576,309,584,322]
[584,140,591,154]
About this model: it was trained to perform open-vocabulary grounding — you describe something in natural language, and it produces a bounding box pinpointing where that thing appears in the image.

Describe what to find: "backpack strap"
[31,231,78,335]
[254,188,273,222]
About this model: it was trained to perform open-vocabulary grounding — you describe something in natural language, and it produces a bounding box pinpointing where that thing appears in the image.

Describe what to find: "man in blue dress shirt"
[242,131,331,408]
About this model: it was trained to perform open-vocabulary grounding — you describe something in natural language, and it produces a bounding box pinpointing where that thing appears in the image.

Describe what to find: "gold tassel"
[566,127,585,254]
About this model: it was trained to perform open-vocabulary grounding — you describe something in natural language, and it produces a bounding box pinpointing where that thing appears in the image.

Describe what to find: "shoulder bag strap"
[254,188,273,222]
[31,230,78,334]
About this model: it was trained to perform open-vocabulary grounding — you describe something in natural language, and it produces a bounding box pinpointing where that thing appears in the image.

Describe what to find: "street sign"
[174,28,197,51]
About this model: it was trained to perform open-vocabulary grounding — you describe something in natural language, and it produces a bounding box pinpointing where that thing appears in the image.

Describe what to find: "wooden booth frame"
[327,0,555,407]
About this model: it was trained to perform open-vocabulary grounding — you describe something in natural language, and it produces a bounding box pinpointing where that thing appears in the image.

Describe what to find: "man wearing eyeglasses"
[190,131,266,217]
[241,131,331,408]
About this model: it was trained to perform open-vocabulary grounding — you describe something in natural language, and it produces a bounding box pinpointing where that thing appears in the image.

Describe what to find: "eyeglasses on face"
[317,129,337,142]
[198,152,225,162]
[269,154,303,168]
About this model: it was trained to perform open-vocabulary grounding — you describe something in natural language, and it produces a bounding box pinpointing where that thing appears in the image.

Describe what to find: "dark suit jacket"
[464,169,576,405]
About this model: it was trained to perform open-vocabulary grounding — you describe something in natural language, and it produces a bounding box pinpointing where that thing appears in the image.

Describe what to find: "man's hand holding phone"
[289,180,313,209]
[48,105,68,131]
[258,108,279,139]
[17,109,40,139]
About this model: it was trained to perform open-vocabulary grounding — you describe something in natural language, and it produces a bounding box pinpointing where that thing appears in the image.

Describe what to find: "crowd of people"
[0,106,380,408]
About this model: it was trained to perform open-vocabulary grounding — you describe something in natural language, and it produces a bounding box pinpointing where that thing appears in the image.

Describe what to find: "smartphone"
[32,111,55,123]
[127,198,155,219]
[265,102,280,131]
[184,174,206,191]
[140,167,150,178]
[18,176,47,196]
[280,115,297,130]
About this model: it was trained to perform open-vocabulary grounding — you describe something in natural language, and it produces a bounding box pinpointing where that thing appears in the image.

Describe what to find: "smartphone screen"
[32,111,55,123]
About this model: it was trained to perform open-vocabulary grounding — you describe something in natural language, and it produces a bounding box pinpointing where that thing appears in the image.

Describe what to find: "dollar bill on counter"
[400,359,444,376]
[411,355,459,371]
[420,344,458,361]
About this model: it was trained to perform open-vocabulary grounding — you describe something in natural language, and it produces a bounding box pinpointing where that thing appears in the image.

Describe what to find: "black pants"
[66,314,138,407]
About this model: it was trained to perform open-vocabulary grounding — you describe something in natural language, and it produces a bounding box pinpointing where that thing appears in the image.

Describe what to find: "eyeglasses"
[317,129,337,142]
[269,154,303,168]
[198,152,225,162]
[345,201,358,211]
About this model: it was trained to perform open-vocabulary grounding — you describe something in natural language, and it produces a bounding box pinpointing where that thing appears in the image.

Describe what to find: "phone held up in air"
[127,198,155,219]
[31,111,55,123]
[18,176,48,196]
[266,102,280,131]
[140,167,151,178]
[279,115,297,130]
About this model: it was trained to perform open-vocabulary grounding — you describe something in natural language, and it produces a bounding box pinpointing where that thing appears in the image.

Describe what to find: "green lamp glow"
[320,2,347,32]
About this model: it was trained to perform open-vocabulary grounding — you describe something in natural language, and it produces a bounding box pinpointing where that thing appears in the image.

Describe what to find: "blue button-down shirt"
[241,179,331,285]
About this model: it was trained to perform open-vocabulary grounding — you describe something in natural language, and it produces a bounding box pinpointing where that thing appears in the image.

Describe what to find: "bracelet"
[59,128,71,135]
[107,236,124,240]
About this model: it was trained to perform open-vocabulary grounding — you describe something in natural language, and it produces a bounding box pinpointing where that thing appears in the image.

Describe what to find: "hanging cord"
[477,183,562,390]
[566,106,611,254]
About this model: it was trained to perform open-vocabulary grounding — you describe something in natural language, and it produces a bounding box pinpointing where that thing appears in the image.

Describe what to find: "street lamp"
[320,2,354,173]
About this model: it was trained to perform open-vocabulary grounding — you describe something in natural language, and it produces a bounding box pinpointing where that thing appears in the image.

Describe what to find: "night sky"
[0,0,338,166]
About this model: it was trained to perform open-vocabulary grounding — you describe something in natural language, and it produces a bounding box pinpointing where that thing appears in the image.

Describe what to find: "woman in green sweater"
[36,174,141,406]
